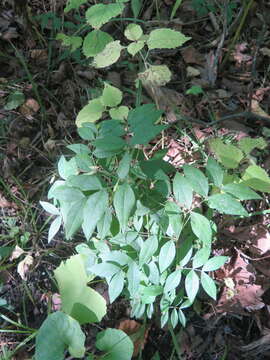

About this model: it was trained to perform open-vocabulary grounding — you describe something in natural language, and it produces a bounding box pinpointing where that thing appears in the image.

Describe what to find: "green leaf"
[65,198,86,240]
[128,104,165,146]
[208,193,248,216]
[238,137,267,155]
[102,83,123,107]
[148,261,160,285]
[223,183,262,200]
[131,0,142,17]
[173,173,193,208]
[64,0,88,12]
[82,190,108,239]
[56,33,82,52]
[76,98,105,126]
[147,28,191,50]
[97,208,112,240]
[124,24,143,41]
[50,186,84,202]
[192,247,211,269]
[67,143,90,154]
[4,91,25,110]
[202,256,228,271]
[108,271,125,303]
[48,216,62,243]
[165,201,183,238]
[117,152,132,179]
[127,261,141,298]
[40,201,59,215]
[58,156,78,180]
[170,308,178,328]
[142,285,163,296]
[138,65,172,87]
[185,270,199,304]
[90,262,120,278]
[164,269,181,293]
[209,138,244,169]
[140,159,175,179]
[93,41,123,68]
[54,254,107,324]
[78,123,97,140]
[109,105,129,120]
[139,235,158,267]
[178,309,186,327]
[94,136,126,152]
[190,212,212,246]
[206,157,223,187]
[242,165,270,193]
[186,85,204,95]
[83,30,113,57]
[35,311,85,360]
[127,41,145,56]
[201,272,217,300]
[96,328,133,360]
[86,3,125,29]
[99,119,125,137]
[160,311,169,328]
[183,165,209,197]
[113,183,135,232]
[66,175,102,191]
[159,241,176,273]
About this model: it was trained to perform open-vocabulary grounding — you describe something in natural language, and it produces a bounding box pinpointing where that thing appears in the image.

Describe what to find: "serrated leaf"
[35,311,85,360]
[159,241,176,273]
[192,247,211,269]
[124,23,143,41]
[209,138,244,169]
[109,105,129,120]
[76,98,104,127]
[202,256,228,271]
[138,65,172,87]
[54,254,107,324]
[190,212,212,246]
[127,40,145,56]
[208,193,248,216]
[64,0,87,12]
[147,28,191,50]
[82,190,108,239]
[96,328,133,360]
[185,270,199,304]
[242,165,270,193]
[56,33,82,52]
[206,157,224,187]
[48,216,62,243]
[183,165,209,197]
[113,183,135,232]
[238,137,267,155]
[164,269,181,293]
[127,261,141,297]
[139,235,158,267]
[128,104,165,146]
[102,83,122,107]
[93,40,123,68]
[83,30,113,57]
[223,183,262,200]
[201,272,217,300]
[173,173,193,208]
[86,3,125,29]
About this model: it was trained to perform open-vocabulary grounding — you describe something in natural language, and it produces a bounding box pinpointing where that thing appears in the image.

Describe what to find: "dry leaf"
[10,245,24,261]
[118,319,149,357]
[20,98,40,116]
[17,254,33,280]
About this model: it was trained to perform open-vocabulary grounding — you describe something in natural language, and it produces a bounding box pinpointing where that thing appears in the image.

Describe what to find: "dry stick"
[220,0,255,71]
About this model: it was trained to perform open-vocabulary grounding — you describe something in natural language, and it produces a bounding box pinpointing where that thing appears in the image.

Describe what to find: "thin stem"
[168,321,182,359]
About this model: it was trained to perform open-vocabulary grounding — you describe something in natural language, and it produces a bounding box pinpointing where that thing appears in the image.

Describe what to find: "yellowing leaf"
[76,98,104,127]
[147,28,191,50]
[83,30,113,57]
[138,65,172,87]
[109,106,129,120]
[86,3,125,29]
[93,41,123,68]
[102,83,122,107]
[56,33,82,52]
[124,24,143,41]
[127,41,145,56]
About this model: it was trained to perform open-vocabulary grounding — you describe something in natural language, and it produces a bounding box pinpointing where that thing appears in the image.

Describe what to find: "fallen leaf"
[20,98,40,116]
[17,254,33,280]
[10,245,24,261]
[186,66,200,78]
[181,46,204,65]
[118,319,149,357]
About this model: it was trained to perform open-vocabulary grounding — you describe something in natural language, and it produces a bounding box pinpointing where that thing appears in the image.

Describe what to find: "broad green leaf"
[173,173,193,208]
[67,143,90,154]
[127,40,145,56]
[102,83,122,107]
[89,262,120,278]
[66,175,102,191]
[109,105,129,120]
[35,311,85,360]
[96,328,133,360]
[4,91,25,110]
[183,165,209,197]
[208,193,248,216]
[170,308,178,328]
[209,138,244,169]
[185,270,199,304]
[127,261,141,297]
[238,137,267,155]
[94,136,126,152]
[124,24,143,41]
[202,256,228,271]
[113,183,135,232]
[83,30,113,57]
[223,183,262,200]
[128,104,165,146]
[147,28,191,50]
[148,261,160,285]
[178,309,186,327]
[82,190,108,239]
[93,41,123,68]
[48,216,62,243]
[54,255,107,324]
[99,119,125,137]
[242,165,270,193]
[64,0,87,12]
[164,269,181,293]
[58,156,78,180]
[78,123,97,140]
[139,235,158,267]
[97,208,112,239]
[65,198,86,240]
[140,159,175,179]
[178,238,193,267]
[50,186,84,202]
[56,33,82,52]
[76,98,104,127]
[159,241,176,273]
[190,212,212,246]
[206,157,223,187]
[86,3,125,29]
[201,272,216,300]
[100,250,131,266]
[186,85,204,95]
[192,246,211,269]
[109,271,125,303]
[75,153,93,172]
[142,285,163,296]
[165,201,183,238]
[117,152,132,179]
[40,201,59,215]
[138,65,172,87]
[131,0,142,18]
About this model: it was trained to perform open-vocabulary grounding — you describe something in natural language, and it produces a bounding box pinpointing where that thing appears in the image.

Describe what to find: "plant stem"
[168,321,182,360]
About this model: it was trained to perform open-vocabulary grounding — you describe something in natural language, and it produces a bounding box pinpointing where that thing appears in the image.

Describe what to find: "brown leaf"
[181,46,204,65]
[118,319,149,357]
[20,98,40,116]
[17,254,33,280]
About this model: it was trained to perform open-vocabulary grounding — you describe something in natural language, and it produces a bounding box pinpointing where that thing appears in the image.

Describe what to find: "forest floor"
[0,0,270,359]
